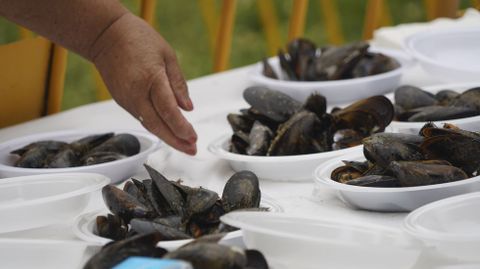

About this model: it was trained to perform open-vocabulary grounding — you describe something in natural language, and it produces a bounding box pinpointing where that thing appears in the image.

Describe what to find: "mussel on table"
[10,133,140,168]
[332,122,479,188]
[11,140,68,168]
[94,165,264,243]
[345,175,400,187]
[362,133,424,169]
[393,85,480,122]
[262,58,278,79]
[227,87,395,157]
[263,38,399,81]
[243,86,302,123]
[83,233,167,269]
[332,95,394,135]
[83,232,269,269]
[389,160,467,187]
[96,214,129,241]
[420,125,480,176]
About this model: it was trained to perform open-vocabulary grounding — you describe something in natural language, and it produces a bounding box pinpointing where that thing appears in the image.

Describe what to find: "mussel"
[229,87,394,157]
[333,123,478,189]
[95,166,264,243]
[389,160,467,187]
[10,132,140,168]
[265,38,399,82]
[394,86,480,122]
[83,233,167,269]
[85,231,269,269]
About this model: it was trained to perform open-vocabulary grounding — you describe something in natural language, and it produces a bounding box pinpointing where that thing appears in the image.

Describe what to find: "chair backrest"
[91,0,470,84]
[0,37,67,128]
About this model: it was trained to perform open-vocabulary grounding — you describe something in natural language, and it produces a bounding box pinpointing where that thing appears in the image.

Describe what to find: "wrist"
[86,11,133,63]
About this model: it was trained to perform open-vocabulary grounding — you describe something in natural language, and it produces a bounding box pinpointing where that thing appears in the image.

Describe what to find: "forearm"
[0,0,128,60]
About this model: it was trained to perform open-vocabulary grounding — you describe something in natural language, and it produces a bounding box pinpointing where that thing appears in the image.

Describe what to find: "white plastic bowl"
[0,130,162,184]
[208,134,361,181]
[249,47,412,104]
[73,196,283,251]
[314,150,480,212]
[406,27,480,83]
[0,239,97,269]
[404,192,480,262]
[0,173,110,233]
[221,211,422,269]
[388,82,480,134]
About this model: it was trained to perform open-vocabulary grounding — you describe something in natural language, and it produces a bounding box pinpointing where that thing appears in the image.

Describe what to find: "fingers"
[164,51,193,111]
[137,99,197,155]
[150,70,198,144]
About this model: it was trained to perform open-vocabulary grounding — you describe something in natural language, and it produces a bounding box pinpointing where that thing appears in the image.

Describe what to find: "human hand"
[89,13,197,155]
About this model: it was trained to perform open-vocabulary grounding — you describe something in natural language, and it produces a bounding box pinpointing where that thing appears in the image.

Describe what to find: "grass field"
[0,0,474,110]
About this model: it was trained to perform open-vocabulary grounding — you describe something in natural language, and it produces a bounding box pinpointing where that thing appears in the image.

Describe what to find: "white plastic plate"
[73,196,283,251]
[314,150,480,212]
[208,134,361,181]
[405,192,480,262]
[221,211,422,269]
[406,27,480,83]
[248,47,412,104]
[0,173,110,233]
[0,130,162,184]
[388,82,480,134]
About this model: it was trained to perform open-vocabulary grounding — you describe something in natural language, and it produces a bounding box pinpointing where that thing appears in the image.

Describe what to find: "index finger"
[137,101,197,155]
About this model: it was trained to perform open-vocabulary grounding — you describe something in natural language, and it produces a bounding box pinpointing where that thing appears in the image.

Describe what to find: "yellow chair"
[256,0,283,56]
[214,0,471,72]
[210,0,341,72]
[198,0,282,63]
[212,0,304,72]
[0,37,67,128]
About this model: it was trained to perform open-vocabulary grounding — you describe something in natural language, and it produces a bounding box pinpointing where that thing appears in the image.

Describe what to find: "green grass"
[0,0,475,110]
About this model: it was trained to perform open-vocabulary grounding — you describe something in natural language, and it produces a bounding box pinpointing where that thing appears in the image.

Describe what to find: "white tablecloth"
[0,61,452,268]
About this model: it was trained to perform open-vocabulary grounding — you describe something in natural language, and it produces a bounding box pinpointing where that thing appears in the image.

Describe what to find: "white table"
[0,62,449,268]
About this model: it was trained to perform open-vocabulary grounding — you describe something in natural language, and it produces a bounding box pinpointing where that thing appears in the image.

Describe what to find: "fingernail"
[185,97,194,110]
[185,144,197,155]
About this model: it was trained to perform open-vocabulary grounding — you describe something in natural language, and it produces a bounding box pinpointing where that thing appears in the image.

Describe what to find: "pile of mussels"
[263,38,400,81]
[84,232,269,269]
[10,133,140,168]
[96,165,261,241]
[228,87,394,156]
[332,123,480,187]
[394,85,480,122]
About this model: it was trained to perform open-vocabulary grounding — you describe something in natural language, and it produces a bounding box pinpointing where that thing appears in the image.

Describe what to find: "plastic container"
[405,27,480,83]
[0,130,162,183]
[73,196,283,250]
[314,150,480,212]
[0,239,97,269]
[0,173,110,233]
[404,192,480,262]
[208,134,361,181]
[388,82,480,134]
[221,211,423,269]
[248,47,412,104]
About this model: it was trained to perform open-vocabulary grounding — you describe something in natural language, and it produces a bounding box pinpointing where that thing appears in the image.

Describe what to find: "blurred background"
[0,0,476,111]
